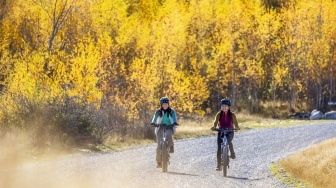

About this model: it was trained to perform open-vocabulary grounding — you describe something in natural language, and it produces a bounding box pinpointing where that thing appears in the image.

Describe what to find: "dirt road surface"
[3,122,336,188]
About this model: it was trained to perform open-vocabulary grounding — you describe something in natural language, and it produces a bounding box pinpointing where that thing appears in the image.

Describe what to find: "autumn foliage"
[0,0,335,145]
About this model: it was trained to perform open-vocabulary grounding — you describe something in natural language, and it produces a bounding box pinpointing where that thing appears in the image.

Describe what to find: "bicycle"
[213,128,235,177]
[151,123,178,173]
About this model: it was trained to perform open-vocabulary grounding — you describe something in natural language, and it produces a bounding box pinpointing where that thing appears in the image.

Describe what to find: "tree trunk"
[231,72,236,107]
[253,83,259,112]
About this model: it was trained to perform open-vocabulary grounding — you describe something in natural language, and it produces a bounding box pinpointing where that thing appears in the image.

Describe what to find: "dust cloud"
[0,132,157,188]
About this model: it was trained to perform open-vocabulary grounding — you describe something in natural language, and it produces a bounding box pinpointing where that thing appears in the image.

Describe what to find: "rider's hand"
[235,126,240,131]
[173,122,179,126]
[211,127,216,131]
[150,122,155,126]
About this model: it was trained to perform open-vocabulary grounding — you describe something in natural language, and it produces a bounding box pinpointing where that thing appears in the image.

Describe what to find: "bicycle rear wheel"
[162,142,168,172]
[222,146,229,177]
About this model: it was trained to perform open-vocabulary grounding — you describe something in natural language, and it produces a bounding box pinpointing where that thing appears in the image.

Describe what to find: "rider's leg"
[227,132,235,159]
[216,133,222,170]
[166,128,174,153]
[156,129,163,167]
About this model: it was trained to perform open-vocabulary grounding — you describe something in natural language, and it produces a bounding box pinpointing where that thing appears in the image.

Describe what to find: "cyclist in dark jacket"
[211,98,240,171]
[150,97,178,168]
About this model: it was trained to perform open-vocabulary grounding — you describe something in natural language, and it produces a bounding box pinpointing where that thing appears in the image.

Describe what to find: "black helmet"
[160,97,169,105]
[220,98,231,106]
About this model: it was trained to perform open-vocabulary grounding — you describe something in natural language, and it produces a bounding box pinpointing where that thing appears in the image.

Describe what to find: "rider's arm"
[232,113,240,130]
[171,109,178,124]
[211,111,221,130]
[151,111,159,124]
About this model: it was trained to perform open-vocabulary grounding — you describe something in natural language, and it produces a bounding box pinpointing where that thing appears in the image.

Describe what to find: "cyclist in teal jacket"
[150,97,178,168]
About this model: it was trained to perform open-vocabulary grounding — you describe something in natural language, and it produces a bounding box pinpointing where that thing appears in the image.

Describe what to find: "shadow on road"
[167,171,199,177]
[226,176,260,181]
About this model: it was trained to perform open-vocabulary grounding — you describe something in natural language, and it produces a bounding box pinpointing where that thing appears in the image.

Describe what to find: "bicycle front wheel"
[162,142,168,173]
[222,146,229,177]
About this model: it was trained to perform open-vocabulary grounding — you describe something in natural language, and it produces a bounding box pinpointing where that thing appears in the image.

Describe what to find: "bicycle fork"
[221,136,230,168]
[160,131,170,163]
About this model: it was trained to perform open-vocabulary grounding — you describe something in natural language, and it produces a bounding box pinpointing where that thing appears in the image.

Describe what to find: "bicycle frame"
[153,124,174,172]
[161,127,168,145]
[216,128,234,177]
[160,127,170,160]
[221,132,229,146]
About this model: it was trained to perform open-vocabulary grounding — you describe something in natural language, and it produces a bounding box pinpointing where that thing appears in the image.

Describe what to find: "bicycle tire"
[222,146,228,177]
[162,141,168,172]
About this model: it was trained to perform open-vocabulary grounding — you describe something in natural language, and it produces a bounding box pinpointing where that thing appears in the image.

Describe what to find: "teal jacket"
[151,108,178,126]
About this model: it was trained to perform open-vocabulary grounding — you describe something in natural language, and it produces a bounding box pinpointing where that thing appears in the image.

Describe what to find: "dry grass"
[174,113,330,140]
[279,138,336,188]
[103,138,154,151]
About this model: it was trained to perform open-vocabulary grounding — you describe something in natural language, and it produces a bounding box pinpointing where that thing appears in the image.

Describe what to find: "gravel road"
[5,122,336,188]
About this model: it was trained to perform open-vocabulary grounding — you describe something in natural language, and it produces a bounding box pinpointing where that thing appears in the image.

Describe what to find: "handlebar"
[150,123,179,127]
[213,128,235,132]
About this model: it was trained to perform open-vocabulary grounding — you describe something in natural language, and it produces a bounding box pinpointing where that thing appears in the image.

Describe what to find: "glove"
[150,122,155,126]
[211,127,216,131]
[173,122,179,126]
